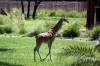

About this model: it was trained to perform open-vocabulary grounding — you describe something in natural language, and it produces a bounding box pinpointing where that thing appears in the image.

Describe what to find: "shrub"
[4,25,13,34]
[0,25,13,34]
[62,44,94,57]
[91,26,100,40]
[71,56,100,66]
[19,26,26,34]
[55,9,65,17]
[0,26,4,34]
[63,22,80,38]
[37,9,50,17]
[0,16,5,25]
[49,10,56,17]
[65,11,86,18]
[60,42,99,66]
[37,9,86,18]
[0,15,13,34]
[8,8,27,34]
[0,15,11,25]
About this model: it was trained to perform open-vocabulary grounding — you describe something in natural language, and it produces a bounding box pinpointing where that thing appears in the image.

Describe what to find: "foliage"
[54,9,65,17]
[91,26,100,40]
[62,44,94,57]
[0,15,13,34]
[63,22,80,38]
[65,11,86,18]
[6,8,26,34]
[71,56,100,66]
[0,8,86,37]
[37,9,50,17]
[37,9,86,18]
[59,40,100,66]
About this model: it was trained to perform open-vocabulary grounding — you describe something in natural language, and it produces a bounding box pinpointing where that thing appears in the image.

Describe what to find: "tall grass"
[0,8,26,35]
[0,8,86,37]
[37,9,86,18]
[91,26,100,40]
[58,40,100,66]
[0,15,13,34]
[8,8,26,34]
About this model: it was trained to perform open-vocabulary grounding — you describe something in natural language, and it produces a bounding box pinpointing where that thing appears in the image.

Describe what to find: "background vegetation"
[0,37,99,66]
[0,8,86,38]
[0,8,100,66]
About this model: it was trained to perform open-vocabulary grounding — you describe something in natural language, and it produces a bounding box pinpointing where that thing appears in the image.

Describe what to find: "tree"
[27,0,31,19]
[86,0,95,29]
[0,8,7,15]
[32,0,41,19]
[95,0,100,25]
[21,0,24,14]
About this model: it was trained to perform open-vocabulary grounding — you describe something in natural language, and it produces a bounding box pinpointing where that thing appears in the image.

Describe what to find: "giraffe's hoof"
[40,59,45,62]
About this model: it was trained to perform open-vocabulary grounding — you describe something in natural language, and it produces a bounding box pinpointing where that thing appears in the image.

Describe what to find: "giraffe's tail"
[21,31,39,37]
[34,31,39,36]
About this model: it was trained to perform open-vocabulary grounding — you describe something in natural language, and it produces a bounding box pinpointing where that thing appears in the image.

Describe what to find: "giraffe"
[34,17,69,62]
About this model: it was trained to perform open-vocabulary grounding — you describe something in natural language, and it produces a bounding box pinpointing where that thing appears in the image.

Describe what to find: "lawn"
[0,36,96,66]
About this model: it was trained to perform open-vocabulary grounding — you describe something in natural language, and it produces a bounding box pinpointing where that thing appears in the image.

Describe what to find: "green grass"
[0,36,96,66]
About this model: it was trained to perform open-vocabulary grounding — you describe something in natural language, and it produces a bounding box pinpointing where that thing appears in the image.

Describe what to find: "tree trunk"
[95,0,100,25]
[21,0,24,14]
[27,0,31,19]
[0,8,7,15]
[32,1,41,19]
[86,0,95,29]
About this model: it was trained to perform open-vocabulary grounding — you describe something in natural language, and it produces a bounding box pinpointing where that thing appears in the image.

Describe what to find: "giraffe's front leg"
[42,41,53,62]
[34,47,37,62]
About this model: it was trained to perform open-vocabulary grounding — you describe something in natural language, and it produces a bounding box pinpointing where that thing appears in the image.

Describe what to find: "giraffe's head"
[61,16,69,23]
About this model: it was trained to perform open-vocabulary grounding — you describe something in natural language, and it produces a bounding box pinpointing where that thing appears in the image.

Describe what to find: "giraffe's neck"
[51,19,63,35]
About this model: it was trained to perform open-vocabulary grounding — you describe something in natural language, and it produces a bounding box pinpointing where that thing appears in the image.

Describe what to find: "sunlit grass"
[0,36,97,66]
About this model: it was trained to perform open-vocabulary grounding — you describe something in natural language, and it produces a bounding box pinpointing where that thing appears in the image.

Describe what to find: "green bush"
[71,56,100,66]
[0,15,13,34]
[61,43,99,66]
[37,9,86,18]
[63,22,80,38]
[4,25,13,34]
[65,11,86,18]
[37,9,50,17]
[8,8,27,34]
[19,26,27,34]
[0,26,4,34]
[55,9,65,17]
[0,16,5,25]
[91,26,100,40]
[0,15,11,25]
[0,25,13,34]
[63,44,94,57]
[49,10,56,17]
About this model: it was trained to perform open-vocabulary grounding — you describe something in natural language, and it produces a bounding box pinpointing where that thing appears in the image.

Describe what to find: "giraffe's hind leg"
[34,46,37,62]
[34,38,42,61]
[48,41,53,62]
[42,41,53,62]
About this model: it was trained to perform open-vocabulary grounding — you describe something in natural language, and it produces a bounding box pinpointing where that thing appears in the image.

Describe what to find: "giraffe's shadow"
[0,48,13,52]
[0,48,22,66]
[0,61,23,66]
